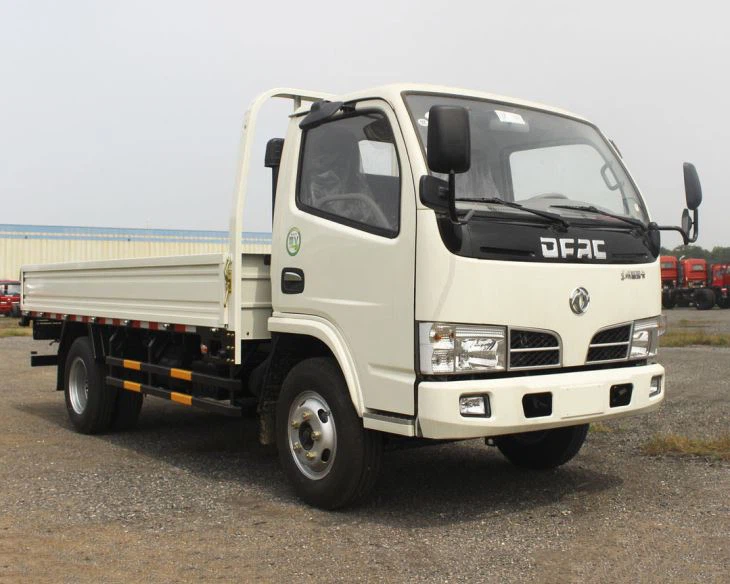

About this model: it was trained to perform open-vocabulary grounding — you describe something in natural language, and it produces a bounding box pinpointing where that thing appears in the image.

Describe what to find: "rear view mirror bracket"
[650,162,702,246]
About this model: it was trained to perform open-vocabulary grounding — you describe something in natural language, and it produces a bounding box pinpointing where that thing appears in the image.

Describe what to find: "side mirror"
[681,209,693,237]
[651,162,702,246]
[265,138,285,219]
[425,106,471,224]
[683,162,702,210]
[427,105,471,173]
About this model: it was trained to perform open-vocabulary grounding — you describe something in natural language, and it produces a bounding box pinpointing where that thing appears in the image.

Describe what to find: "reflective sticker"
[495,110,526,125]
[286,227,301,256]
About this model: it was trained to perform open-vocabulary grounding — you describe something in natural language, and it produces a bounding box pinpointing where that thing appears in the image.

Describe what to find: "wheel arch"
[267,316,364,415]
[56,322,103,391]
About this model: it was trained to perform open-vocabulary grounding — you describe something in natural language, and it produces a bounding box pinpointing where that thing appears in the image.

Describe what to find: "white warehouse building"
[0,224,272,279]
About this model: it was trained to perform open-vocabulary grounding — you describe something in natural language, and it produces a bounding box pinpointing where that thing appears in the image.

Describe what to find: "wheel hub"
[287,391,336,480]
[68,356,89,415]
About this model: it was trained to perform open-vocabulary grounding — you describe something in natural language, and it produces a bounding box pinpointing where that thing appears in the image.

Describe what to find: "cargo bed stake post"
[227,88,333,364]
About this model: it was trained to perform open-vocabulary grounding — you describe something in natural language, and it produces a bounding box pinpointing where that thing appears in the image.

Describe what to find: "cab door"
[272,99,416,415]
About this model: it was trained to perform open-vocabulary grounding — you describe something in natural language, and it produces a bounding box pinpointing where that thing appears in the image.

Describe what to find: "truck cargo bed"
[21,253,272,335]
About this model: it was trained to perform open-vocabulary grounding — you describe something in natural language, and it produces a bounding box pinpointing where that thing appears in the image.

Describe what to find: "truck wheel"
[64,337,117,434]
[276,357,383,509]
[715,293,730,309]
[694,289,715,310]
[494,424,589,470]
[661,290,676,309]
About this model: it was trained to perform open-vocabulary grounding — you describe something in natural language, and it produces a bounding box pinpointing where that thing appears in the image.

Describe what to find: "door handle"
[281,268,305,294]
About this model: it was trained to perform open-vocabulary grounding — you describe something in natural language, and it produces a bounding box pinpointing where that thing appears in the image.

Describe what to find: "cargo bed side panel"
[21,254,228,329]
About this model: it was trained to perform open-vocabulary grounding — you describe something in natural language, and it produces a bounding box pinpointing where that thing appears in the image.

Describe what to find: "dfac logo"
[569,287,590,315]
[540,237,606,260]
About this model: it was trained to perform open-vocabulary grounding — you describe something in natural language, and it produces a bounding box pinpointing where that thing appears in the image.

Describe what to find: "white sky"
[1,0,727,248]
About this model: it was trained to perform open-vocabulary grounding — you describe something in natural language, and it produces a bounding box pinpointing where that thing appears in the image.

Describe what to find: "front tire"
[64,337,117,434]
[276,357,383,509]
[494,424,589,470]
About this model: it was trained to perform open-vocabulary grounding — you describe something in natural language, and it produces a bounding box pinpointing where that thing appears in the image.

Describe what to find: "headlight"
[630,316,664,359]
[419,322,506,374]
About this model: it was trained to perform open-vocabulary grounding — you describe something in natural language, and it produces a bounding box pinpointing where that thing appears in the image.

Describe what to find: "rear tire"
[715,294,730,309]
[494,424,589,470]
[64,337,117,434]
[694,289,715,310]
[276,357,383,509]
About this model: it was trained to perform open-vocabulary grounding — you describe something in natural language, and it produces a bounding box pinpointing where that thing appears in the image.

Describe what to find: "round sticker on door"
[286,227,301,256]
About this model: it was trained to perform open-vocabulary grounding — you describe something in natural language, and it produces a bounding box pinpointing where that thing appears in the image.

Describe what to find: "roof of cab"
[296,83,589,123]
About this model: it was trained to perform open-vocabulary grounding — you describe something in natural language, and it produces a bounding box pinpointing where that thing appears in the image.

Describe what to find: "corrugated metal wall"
[1,224,272,278]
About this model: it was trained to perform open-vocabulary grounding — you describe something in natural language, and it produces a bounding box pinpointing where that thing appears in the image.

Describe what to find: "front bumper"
[417,363,664,439]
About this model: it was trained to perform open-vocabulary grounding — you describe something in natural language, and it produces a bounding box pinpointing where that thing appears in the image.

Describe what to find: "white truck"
[20,85,703,509]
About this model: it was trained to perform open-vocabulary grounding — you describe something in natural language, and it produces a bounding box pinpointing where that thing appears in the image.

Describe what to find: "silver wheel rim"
[69,356,89,415]
[287,390,337,480]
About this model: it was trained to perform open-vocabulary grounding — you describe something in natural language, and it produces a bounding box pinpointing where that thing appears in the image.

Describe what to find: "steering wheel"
[318,193,391,229]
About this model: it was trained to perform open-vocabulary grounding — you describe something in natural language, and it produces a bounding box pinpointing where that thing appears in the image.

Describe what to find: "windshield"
[404,93,649,225]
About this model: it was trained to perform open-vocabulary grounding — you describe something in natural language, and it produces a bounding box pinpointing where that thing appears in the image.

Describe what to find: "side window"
[297,112,400,237]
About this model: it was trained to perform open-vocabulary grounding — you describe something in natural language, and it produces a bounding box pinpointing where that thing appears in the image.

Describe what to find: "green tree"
[710,247,730,262]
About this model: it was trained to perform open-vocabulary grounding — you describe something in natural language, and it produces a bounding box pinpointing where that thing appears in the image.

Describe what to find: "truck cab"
[710,263,730,289]
[0,280,21,317]
[660,256,679,288]
[20,85,704,508]
[680,258,708,288]
[710,263,730,308]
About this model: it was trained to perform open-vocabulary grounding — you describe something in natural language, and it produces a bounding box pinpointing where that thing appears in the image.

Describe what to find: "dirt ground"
[0,309,728,583]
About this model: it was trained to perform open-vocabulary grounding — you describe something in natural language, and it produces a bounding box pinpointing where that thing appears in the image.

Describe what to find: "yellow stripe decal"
[123,359,142,371]
[171,392,192,406]
[170,368,192,381]
[123,380,141,393]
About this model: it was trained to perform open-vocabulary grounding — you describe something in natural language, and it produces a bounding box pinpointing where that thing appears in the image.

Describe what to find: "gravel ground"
[0,312,728,583]
[663,304,730,336]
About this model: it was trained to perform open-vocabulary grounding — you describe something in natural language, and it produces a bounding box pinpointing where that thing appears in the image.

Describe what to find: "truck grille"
[509,329,560,369]
[586,324,631,363]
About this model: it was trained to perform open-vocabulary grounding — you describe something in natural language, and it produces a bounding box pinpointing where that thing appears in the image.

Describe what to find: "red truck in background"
[661,257,729,310]
[0,280,21,317]
[710,263,730,308]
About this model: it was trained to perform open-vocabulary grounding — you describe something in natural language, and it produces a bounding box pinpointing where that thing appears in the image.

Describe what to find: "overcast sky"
[1,0,727,248]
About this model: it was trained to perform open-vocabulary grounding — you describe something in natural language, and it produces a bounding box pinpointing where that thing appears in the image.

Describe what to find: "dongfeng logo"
[569,287,590,315]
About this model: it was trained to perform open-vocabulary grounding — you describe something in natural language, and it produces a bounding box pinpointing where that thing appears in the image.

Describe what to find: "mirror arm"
[690,209,699,243]
[649,218,697,246]
[447,172,473,225]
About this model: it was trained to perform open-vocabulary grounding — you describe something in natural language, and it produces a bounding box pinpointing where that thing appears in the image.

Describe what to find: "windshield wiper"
[549,204,646,230]
[458,197,571,230]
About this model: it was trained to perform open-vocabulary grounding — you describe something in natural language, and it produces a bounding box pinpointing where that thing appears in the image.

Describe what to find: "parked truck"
[709,263,730,308]
[20,85,703,508]
[661,257,727,310]
[660,256,679,308]
[0,280,21,317]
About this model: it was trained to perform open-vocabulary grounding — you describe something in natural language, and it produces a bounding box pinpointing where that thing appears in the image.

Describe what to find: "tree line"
[659,245,730,263]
